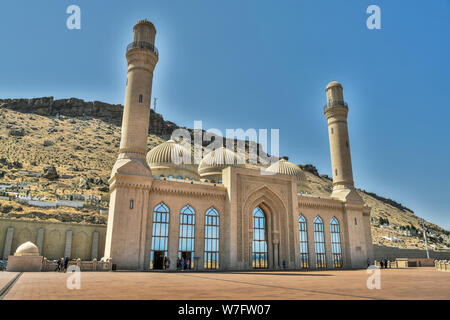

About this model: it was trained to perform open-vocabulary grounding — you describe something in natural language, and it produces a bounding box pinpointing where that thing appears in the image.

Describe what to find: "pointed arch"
[150,202,170,270]
[313,216,326,269]
[204,207,220,269]
[330,217,343,268]
[298,214,309,268]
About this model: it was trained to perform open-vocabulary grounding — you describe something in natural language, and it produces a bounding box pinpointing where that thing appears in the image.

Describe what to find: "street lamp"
[420,219,430,259]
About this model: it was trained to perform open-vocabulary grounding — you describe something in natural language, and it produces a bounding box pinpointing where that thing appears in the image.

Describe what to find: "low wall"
[373,244,450,261]
[435,260,450,272]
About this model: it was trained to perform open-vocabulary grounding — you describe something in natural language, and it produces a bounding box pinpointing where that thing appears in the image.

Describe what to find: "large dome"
[146,140,199,179]
[146,140,191,167]
[14,241,39,256]
[266,158,307,183]
[198,147,244,178]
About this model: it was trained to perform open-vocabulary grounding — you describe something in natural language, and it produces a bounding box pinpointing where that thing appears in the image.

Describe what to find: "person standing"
[367,258,371,268]
[176,257,180,271]
[380,259,384,269]
[186,258,191,270]
[181,257,185,271]
[55,259,61,272]
[165,257,170,270]
[64,256,69,273]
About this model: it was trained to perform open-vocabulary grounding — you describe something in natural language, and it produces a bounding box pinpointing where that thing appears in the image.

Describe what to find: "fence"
[41,258,112,272]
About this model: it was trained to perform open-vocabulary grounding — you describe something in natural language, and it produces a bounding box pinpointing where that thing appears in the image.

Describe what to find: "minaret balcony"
[126,41,159,56]
[324,100,348,111]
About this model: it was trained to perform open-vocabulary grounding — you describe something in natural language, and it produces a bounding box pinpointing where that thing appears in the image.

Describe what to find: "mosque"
[104,19,374,271]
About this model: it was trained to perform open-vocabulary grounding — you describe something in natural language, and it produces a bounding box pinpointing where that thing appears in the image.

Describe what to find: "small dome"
[14,241,39,256]
[198,147,243,177]
[146,140,192,167]
[326,81,343,90]
[266,159,306,182]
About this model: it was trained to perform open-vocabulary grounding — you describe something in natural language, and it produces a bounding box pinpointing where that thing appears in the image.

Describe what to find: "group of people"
[55,257,70,272]
[176,257,191,270]
[379,258,389,269]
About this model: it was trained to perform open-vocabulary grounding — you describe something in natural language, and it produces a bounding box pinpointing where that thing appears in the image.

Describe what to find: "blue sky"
[0,0,449,230]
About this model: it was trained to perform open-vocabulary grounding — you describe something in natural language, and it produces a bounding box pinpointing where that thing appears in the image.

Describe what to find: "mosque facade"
[104,19,374,271]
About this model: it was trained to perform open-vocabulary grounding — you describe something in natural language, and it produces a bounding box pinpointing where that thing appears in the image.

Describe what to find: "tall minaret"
[105,20,158,270]
[111,19,158,178]
[324,81,361,202]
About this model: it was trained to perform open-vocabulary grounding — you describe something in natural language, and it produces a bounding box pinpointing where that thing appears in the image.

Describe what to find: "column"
[273,241,279,269]
[91,231,99,260]
[64,230,73,258]
[36,227,44,255]
[2,227,14,260]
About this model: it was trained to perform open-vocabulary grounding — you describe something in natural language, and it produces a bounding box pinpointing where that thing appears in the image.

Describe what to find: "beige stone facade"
[104,20,374,271]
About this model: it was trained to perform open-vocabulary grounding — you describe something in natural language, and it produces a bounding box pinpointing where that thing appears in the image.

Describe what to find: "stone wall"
[373,244,450,260]
[0,218,106,261]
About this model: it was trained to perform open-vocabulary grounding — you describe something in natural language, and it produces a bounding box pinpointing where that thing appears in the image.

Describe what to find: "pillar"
[91,231,99,260]
[273,240,279,269]
[36,227,44,255]
[64,230,72,258]
[2,227,14,260]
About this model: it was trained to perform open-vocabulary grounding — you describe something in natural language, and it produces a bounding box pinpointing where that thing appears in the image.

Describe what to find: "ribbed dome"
[198,147,243,176]
[14,241,39,256]
[266,159,306,182]
[146,140,191,167]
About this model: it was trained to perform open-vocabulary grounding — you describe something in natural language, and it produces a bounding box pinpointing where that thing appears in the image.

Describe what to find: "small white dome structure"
[7,241,43,272]
[14,241,39,257]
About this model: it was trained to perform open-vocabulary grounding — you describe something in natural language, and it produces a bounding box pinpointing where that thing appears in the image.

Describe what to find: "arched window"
[204,207,219,269]
[252,206,268,269]
[178,205,195,269]
[314,216,326,269]
[298,214,309,268]
[150,202,169,270]
[139,94,143,103]
[330,217,343,268]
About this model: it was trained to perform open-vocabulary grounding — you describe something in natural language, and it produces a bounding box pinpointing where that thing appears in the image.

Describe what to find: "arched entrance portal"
[252,206,268,269]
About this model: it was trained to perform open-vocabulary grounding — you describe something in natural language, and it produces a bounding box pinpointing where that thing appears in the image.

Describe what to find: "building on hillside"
[104,19,374,271]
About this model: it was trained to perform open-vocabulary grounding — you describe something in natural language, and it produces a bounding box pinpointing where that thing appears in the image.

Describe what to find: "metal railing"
[324,100,348,111]
[126,41,159,56]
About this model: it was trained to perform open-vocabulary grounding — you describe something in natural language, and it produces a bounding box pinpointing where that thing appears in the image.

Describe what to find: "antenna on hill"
[153,97,158,112]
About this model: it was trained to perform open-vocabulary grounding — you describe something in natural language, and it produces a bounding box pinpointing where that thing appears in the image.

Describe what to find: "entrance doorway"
[153,251,165,270]
[180,251,192,270]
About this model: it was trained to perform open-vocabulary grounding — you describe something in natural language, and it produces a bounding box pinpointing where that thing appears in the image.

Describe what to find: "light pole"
[421,219,430,259]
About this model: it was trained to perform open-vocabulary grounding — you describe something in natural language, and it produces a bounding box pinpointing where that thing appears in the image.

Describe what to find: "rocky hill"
[0,98,449,250]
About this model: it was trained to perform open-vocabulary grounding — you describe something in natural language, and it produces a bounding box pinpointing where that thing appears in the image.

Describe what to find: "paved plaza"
[0,267,449,300]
